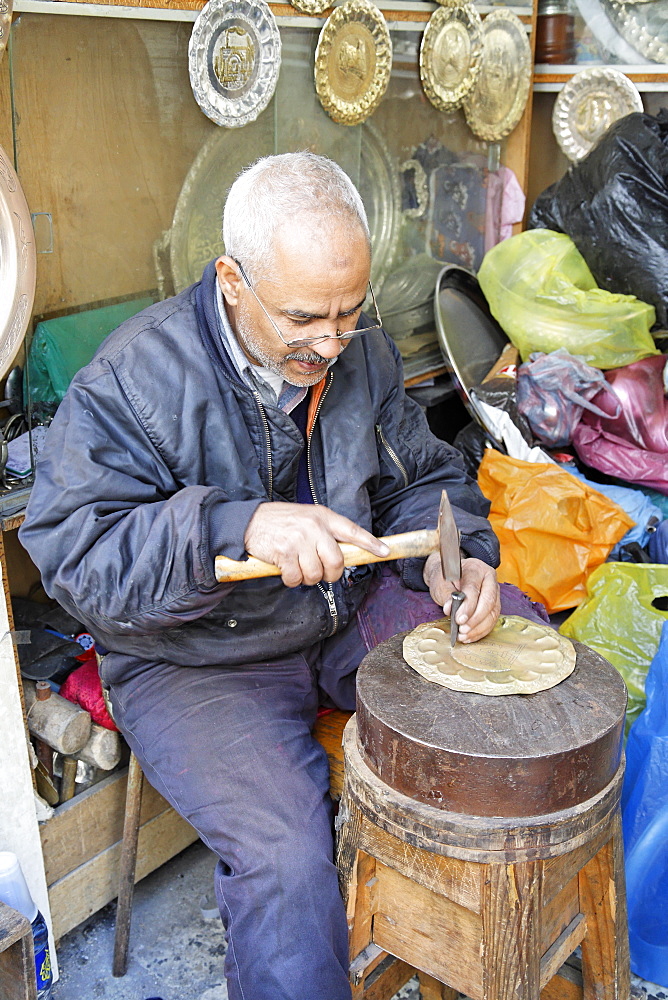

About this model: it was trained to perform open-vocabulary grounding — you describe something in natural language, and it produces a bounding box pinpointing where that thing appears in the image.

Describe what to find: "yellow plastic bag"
[478,449,634,612]
[560,563,668,729]
[477,229,659,370]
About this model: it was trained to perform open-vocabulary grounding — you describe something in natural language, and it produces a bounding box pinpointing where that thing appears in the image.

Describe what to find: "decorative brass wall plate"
[314,0,392,126]
[0,144,36,381]
[602,0,668,63]
[290,0,330,15]
[0,0,12,64]
[403,615,576,695]
[188,0,281,128]
[419,1,483,113]
[552,66,643,161]
[463,9,532,141]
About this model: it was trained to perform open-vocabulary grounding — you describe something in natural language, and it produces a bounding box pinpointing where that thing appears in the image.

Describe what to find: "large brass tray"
[0,144,36,380]
[165,119,400,294]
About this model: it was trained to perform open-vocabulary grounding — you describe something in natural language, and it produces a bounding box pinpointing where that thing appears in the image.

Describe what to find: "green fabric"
[26,297,154,405]
[560,562,668,731]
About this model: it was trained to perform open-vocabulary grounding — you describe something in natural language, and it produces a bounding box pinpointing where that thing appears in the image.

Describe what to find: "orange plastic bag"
[478,450,635,612]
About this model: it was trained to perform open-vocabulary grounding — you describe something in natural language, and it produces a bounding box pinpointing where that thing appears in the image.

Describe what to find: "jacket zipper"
[306,374,338,636]
[376,423,409,488]
[253,391,273,500]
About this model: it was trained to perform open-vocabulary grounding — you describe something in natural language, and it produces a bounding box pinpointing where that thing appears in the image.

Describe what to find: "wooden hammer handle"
[215,527,439,582]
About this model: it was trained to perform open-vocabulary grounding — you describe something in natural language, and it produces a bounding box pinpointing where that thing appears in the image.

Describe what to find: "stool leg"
[481,861,542,1000]
[112,753,144,977]
[579,812,630,1000]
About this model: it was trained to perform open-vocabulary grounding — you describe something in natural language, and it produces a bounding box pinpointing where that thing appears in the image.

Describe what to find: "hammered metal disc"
[167,119,399,293]
[188,0,281,129]
[403,615,576,695]
[0,143,36,380]
[289,0,330,15]
[314,0,392,126]
[603,0,668,63]
[0,0,12,64]
[552,67,643,162]
[419,1,483,113]
[463,9,532,141]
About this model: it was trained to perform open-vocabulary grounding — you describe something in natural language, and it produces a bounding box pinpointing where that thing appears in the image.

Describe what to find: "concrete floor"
[50,840,420,1000]
[50,840,665,1000]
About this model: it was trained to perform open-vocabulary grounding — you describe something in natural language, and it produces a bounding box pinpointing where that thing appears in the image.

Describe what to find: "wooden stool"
[336,632,631,1000]
[112,708,352,976]
[0,900,37,1000]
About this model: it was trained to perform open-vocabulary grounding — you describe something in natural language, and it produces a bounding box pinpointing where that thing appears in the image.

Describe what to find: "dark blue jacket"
[19,262,499,676]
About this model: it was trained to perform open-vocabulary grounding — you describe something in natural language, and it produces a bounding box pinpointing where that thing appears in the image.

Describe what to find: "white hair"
[222,152,371,283]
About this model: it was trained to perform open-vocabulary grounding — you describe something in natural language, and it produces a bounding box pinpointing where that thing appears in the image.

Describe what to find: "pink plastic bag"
[573,354,668,495]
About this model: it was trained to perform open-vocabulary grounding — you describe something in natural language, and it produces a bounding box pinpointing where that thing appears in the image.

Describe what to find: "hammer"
[215,526,440,582]
[214,492,465,644]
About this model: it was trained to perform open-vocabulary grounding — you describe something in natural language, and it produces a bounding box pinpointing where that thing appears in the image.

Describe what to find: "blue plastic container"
[622,619,668,988]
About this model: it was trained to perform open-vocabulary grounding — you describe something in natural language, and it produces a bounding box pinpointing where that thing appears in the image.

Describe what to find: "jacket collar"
[194,260,243,385]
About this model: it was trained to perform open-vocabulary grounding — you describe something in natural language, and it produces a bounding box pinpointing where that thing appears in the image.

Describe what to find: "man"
[20,152,545,1000]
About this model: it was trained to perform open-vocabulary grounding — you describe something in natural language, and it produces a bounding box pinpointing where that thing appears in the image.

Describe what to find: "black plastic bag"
[529,110,668,327]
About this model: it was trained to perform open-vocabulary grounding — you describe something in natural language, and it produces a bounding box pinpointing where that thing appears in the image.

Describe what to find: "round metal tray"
[0,144,36,381]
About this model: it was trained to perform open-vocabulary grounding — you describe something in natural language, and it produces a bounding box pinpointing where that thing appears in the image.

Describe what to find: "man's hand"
[423,552,500,643]
[244,502,390,587]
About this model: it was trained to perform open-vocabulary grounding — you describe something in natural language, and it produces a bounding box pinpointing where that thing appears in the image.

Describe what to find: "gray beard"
[235,314,339,386]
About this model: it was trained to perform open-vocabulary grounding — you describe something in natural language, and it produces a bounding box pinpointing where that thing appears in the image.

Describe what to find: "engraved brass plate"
[403,615,576,695]
[290,0,330,15]
[552,66,643,162]
[0,0,12,64]
[314,0,392,126]
[419,1,483,113]
[463,9,532,142]
[0,143,36,380]
[602,0,668,64]
[188,0,281,129]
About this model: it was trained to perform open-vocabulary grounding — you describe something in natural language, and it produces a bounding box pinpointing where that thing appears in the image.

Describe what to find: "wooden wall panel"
[9,13,217,317]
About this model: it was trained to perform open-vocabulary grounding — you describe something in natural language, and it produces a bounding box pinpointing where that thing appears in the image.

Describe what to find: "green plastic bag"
[560,563,668,729]
[478,230,659,370]
[26,296,154,406]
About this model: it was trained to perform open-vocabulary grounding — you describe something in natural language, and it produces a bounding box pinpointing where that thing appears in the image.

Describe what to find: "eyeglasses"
[234,259,383,350]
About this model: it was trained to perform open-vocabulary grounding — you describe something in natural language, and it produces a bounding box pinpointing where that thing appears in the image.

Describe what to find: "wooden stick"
[60,757,78,803]
[112,753,144,977]
[215,528,439,583]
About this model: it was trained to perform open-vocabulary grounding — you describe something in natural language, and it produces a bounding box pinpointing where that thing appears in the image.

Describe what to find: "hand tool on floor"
[437,490,466,646]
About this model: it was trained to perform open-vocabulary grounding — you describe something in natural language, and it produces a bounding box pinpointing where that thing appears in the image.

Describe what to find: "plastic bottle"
[0,851,53,998]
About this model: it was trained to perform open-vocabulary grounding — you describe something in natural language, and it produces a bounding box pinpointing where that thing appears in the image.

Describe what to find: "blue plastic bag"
[622,620,668,987]
[561,463,663,558]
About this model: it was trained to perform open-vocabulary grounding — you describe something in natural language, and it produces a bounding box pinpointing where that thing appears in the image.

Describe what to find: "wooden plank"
[348,851,378,967]
[541,875,579,955]
[504,0,538,205]
[47,804,199,940]
[540,915,586,991]
[481,862,542,1000]
[358,814,482,913]
[542,821,610,903]
[418,972,459,1000]
[541,971,583,1000]
[312,710,350,802]
[579,817,630,1000]
[40,765,179,884]
[372,860,483,998]
[363,957,415,1000]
